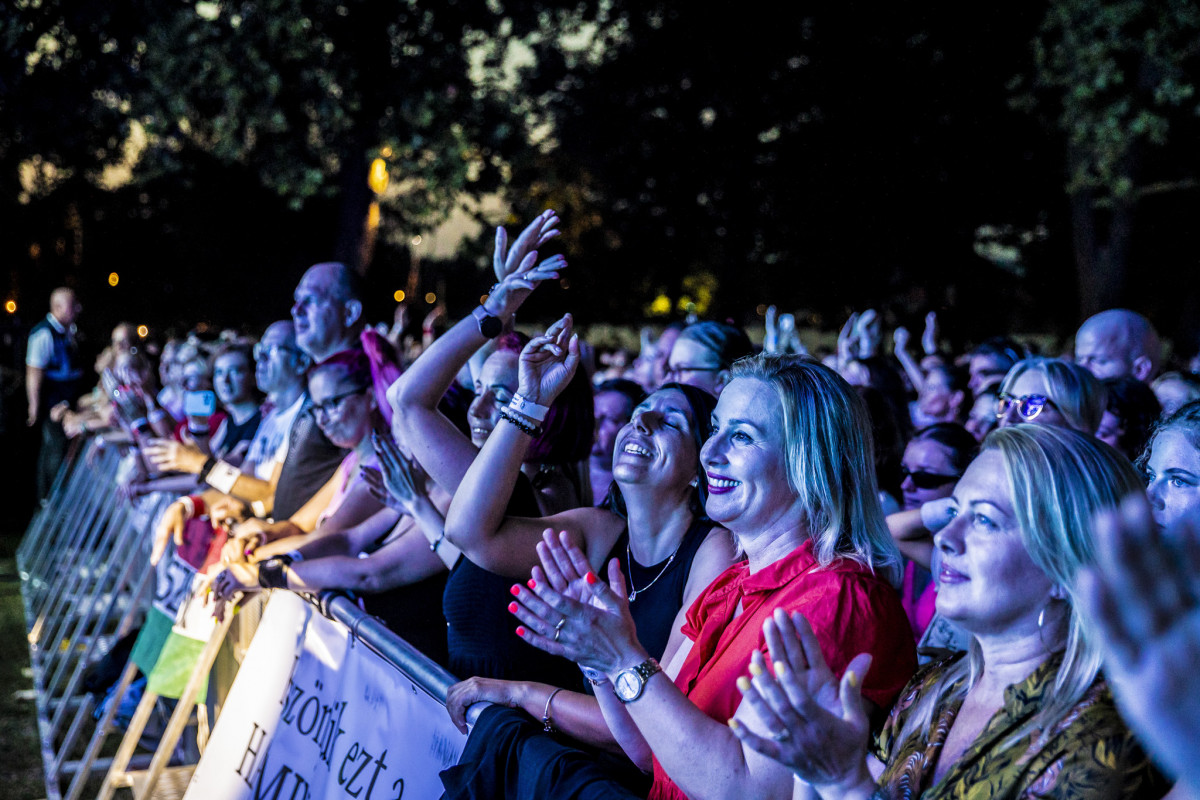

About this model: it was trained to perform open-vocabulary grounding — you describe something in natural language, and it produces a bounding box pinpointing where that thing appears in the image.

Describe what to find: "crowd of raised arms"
[37,210,1200,799]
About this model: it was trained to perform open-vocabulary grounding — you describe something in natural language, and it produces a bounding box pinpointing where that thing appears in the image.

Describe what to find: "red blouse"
[648,539,917,800]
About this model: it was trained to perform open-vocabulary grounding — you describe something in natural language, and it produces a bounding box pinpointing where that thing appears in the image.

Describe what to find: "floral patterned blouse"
[871,652,1167,799]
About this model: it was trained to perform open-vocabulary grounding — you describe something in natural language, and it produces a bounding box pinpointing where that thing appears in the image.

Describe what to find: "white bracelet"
[179,496,196,519]
[509,393,550,422]
[206,460,242,494]
[250,500,268,519]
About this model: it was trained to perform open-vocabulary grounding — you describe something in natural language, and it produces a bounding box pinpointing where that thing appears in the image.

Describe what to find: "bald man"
[1074,309,1162,384]
[26,287,85,498]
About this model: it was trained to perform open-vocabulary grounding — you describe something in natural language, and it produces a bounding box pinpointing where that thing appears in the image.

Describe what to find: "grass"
[0,531,50,800]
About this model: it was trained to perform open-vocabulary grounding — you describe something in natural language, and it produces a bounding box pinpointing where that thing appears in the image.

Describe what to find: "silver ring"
[553,618,566,642]
[770,728,791,742]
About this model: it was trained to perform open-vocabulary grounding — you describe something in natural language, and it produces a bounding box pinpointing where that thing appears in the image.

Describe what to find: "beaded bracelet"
[498,407,541,437]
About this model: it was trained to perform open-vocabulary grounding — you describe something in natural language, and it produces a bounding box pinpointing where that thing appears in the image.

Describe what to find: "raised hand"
[764,306,780,354]
[517,313,581,405]
[1078,496,1200,793]
[493,210,561,284]
[893,326,911,354]
[922,311,939,356]
[854,309,881,359]
[837,312,860,371]
[728,609,875,791]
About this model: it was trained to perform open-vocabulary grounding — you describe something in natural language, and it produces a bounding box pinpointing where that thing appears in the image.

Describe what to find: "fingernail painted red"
[510,584,521,596]
[585,572,598,585]
[508,602,518,614]
[527,579,537,590]
[516,626,526,637]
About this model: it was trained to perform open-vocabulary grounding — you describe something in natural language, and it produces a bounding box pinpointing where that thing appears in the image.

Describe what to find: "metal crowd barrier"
[18,436,168,800]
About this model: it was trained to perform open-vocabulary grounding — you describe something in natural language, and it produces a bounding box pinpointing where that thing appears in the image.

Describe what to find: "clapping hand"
[509,530,644,676]
[518,314,580,406]
[365,431,429,516]
[728,609,874,792]
[1079,496,1200,793]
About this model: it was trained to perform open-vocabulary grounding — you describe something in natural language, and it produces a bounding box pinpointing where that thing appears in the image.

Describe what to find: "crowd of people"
[24,208,1200,799]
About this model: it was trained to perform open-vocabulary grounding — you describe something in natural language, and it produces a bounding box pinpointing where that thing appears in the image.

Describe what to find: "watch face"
[615,670,641,701]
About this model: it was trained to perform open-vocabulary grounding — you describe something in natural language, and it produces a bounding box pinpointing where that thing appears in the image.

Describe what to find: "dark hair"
[527,366,595,464]
[1103,376,1161,460]
[911,422,979,475]
[851,356,913,440]
[308,348,372,389]
[972,336,1025,369]
[926,363,971,396]
[595,378,647,410]
[678,321,754,370]
[602,382,717,521]
[856,385,906,503]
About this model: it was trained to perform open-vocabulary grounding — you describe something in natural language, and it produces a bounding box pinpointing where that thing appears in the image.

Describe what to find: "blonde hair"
[896,424,1143,749]
[1000,357,1107,435]
[729,354,903,585]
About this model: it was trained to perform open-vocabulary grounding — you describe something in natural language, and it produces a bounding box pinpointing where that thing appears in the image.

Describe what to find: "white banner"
[186,592,466,800]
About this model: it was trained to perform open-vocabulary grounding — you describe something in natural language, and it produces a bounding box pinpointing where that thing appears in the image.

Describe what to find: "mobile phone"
[183,390,217,418]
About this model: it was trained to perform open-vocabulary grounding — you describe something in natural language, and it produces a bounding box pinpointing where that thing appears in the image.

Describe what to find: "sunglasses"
[900,467,960,490]
[995,392,1057,421]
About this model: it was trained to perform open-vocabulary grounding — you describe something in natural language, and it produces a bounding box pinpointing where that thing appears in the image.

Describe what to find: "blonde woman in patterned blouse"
[727,424,1168,800]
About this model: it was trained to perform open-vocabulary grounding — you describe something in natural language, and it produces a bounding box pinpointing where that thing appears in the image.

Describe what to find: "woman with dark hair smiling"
[439,315,737,797]
[506,354,915,800]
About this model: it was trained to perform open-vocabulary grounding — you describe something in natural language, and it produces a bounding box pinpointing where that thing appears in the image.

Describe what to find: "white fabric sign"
[186,592,466,800]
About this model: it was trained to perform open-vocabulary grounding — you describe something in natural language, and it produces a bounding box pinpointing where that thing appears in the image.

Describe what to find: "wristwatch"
[613,657,661,703]
[472,305,503,339]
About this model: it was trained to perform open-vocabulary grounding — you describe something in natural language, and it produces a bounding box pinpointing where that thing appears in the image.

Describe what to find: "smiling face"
[933,450,1054,637]
[700,377,805,538]
[467,350,519,448]
[1145,429,1200,531]
[611,388,699,495]
[900,438,959,511]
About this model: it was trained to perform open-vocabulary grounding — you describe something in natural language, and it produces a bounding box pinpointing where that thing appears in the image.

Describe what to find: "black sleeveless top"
[360,571,450,669]
[442,473,580,689]
[610,517,715,662]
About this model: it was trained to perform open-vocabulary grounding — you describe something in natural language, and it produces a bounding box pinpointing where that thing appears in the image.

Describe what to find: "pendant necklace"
[626,540,682,602]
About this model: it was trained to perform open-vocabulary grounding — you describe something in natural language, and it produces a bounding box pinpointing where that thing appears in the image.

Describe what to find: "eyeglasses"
[253,342,300,362]
[900,467,960,490]
[995,392,1057,421]
[311,386,368,420]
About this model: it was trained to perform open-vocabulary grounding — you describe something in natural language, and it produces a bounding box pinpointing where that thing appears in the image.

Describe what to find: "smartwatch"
[472,305,503,339]
[613,657,661,703]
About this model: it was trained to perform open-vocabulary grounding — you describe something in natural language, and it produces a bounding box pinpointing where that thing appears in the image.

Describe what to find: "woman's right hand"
[366,432,429,515]
[445,677,528,734]
[728,609,875,793]
[486,212,566,319]
[517,314,580,406]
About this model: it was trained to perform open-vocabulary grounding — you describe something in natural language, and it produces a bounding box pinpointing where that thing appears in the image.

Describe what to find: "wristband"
[251,500,268,519]
[257,557,291,590]
[509,393,550,423]
[285,550,304,564]
[498,407,540,437]
[179,494,207,520]
[206,460,242,494]
[179,496,195,519]
[198,457,217,480]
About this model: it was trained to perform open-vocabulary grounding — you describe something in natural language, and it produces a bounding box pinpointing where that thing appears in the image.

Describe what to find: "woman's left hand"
[445,677,528,734]
[209,563,260,621]
[517,314,580,406]
[509,532,644,675]
[728,609,875,791]
[144,437,206,473]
